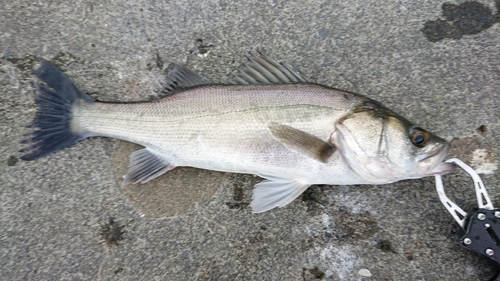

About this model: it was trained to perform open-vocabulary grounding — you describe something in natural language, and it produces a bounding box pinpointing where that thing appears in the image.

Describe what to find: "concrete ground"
[1,0,500,280]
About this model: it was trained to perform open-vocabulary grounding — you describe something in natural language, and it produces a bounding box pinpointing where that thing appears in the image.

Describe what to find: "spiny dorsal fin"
[160,63,209,94]
[268,122,336,163]
[231,51,313,85]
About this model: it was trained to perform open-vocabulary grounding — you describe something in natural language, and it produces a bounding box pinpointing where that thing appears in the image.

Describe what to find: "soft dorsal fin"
[231,51,313,85]
[268,122,336,163]
[160,63,209,94]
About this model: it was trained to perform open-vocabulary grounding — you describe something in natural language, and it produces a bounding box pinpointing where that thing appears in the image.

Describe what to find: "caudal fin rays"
[21,59,94,161]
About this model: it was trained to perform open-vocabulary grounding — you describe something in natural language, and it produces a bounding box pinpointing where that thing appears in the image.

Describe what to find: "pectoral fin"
[251,174,311,213]
[268,122,336,163]
[122,148,175,186]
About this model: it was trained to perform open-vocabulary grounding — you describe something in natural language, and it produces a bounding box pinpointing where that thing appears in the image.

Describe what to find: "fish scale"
[76,86,346,169]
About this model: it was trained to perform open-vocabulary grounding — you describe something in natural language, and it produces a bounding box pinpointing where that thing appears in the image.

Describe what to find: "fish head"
[334,101,455,184]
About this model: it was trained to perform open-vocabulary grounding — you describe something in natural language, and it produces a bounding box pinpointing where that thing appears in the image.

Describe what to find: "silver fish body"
[22,53,455,212]
[76,84,364,183]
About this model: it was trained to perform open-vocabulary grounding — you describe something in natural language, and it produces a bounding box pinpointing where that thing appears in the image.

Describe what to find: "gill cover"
[334,101,451,183]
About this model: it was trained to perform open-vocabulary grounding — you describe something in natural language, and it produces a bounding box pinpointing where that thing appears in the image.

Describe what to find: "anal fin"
[121,148,175,186]
[251,174,311,213]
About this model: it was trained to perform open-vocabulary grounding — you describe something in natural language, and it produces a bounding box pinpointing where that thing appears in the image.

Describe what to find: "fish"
[20,51,456,213]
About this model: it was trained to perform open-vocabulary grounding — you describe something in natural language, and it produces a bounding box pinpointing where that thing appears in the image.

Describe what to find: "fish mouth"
[417,143,456,175]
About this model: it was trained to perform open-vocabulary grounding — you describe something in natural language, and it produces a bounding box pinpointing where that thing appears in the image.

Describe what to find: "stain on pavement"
[112,140,229,218]
[422,1,499,42]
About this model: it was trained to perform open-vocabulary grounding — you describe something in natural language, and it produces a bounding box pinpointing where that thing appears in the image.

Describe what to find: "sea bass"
[21,52,455,213]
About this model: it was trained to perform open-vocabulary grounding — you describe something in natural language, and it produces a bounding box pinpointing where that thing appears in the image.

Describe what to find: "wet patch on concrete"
[112,140,229,218]
[422,1,499,42]
[232,227,274,266]
[99,217,125,246]
[193,257,222,281]
[337,209,379,242]
[7,155,18,166]
[225,202,249,209]
[302,244,360,280]
[301,185,328,216]
[404,241,416,261]
[224,174,258,210]
[232,182,245,201]
[6,52,82,73]
[470,148,498,174]
[113,267,124,274]
[377,239,396,253]
[155,52,164,70]
[5,55,37,71]
[49,52,82,67]
[448,136,498,174]
[302,266,325,280]
[476,125,487,136]
[225,182,249,209]
[189,38,215,58]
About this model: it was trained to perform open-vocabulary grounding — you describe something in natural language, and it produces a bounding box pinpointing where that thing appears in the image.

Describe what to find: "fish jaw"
[417,142,456,176]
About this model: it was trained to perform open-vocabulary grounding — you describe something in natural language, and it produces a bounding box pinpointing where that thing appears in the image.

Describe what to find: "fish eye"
[410,128,428,147]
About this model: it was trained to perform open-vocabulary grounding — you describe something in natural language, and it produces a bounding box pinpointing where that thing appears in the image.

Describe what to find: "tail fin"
[20,59,95,161]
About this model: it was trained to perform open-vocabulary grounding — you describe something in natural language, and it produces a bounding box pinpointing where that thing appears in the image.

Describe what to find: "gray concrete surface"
[1,0,500,280]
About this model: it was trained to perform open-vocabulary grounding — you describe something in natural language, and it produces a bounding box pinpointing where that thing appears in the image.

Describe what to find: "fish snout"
[418,142,456,175]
